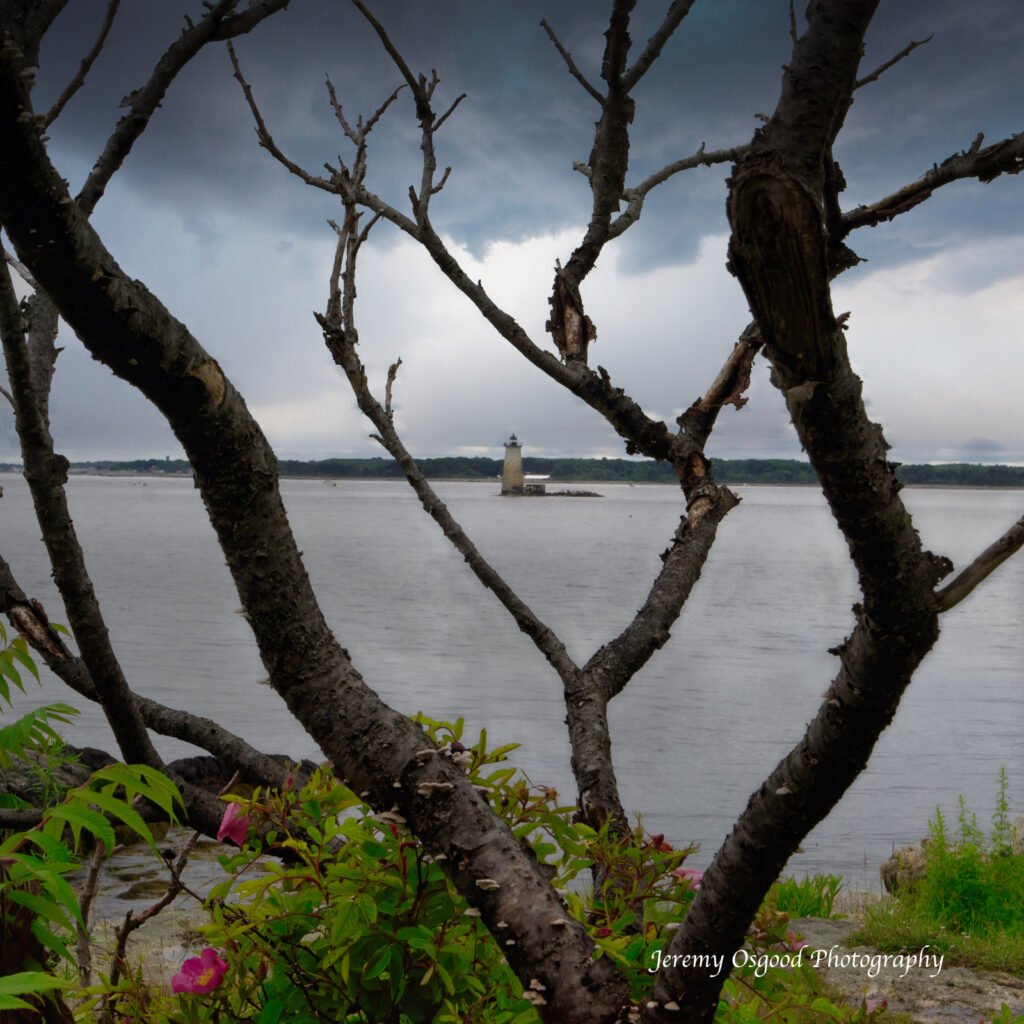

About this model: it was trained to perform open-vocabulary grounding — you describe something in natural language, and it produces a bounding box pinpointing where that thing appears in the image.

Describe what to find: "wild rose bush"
[170,949,229,995]
[91,716,894,1023]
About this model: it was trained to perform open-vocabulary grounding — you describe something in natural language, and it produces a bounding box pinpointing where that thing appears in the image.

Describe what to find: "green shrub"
[0,630,183,1017]
[914,775,1024,937]
[854,770,1024,977]
[766,874,844,920]
[92,717,887,1023]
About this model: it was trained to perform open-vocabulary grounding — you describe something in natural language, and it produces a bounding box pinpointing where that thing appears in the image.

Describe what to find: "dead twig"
[384,358,402,420]
[539,19,603,103]
[43,0,121,128]
[855,35,932,90]
[74,842,106,986]
[622,0,698,91]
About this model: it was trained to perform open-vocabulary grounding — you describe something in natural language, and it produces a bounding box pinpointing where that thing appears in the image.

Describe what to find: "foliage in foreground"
[0,629,1001,1023]
[854,769,1024,976]
[0,627,184,1015]
[72,716,885,1024]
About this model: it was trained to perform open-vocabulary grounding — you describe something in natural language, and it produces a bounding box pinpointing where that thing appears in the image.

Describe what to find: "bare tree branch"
[539,19,603,104]
[347,2,451,223]
[0,251,163,770]
[676,322,762,449]
[0,58,628,1022]
[74,843,105,986]
[383,356,401,419]
[3,245,36,288]
[608,141,749,240]
[228,42,336,193]
[586,482,738,707]
[842,130,1024,234]
[433,93,465,133]
[236,1,757,836]
[556,1,635,310]
[315,200,632,831]
[97,828,205,1024]
[622,0,698,92]
[350,0,425,110]
[854,34,932,90]
[649,3,950,1019]
[0,555,311,794]
[936,515,1024,612]
[232,33,687,470]
[211,0,301,40]
[42,0,120,128]
[76,0,292,215]
[326,76,404,145]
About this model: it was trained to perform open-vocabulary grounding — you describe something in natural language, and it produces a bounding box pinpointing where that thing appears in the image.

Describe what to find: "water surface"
[3,473,1021,882]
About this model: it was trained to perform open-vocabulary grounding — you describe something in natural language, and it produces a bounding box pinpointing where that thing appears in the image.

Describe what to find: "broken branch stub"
[545,272,596,364]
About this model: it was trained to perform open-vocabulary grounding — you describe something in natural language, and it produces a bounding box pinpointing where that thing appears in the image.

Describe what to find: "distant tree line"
[3,457,1023,487]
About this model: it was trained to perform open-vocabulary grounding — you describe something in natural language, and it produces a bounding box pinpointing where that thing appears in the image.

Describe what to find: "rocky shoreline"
[792,914,1023,1024]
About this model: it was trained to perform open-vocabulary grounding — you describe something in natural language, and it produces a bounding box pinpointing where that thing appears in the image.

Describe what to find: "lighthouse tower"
[501,433,524,494]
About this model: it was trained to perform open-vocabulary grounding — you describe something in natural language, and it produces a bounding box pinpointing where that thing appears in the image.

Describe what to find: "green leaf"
[256,997,284,1024]
[20,831,74,865]
[363,946,391,980]
[396,926,435,951]
[46,802,116,852]
[6,888,75,935]
[29,918,74,965]
[95,762,184,818]
[434,961,455,996]
[33,865,84,928]
[0,652,27,698]
[0,704,79,766]
[84,787,154,848]
[0,995,36,1012]
[9,639,40,681]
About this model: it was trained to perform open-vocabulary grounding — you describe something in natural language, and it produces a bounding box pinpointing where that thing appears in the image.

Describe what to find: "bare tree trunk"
[642,3,951,1019]
[0,44,627,1023]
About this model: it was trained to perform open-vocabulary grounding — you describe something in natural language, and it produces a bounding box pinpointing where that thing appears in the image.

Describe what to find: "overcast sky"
[2,0,1023,464]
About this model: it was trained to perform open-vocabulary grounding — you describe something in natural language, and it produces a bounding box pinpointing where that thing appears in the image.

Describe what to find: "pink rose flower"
[171,948,228,994]
[672,867,704,889]
[217,802,250,846]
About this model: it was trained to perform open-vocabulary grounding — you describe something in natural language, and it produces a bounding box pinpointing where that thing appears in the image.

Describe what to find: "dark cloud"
[37,2,1022,253]
[3,2,1022,463]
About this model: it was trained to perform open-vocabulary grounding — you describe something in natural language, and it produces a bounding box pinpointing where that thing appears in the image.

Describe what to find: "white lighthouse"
[501,433,524,494]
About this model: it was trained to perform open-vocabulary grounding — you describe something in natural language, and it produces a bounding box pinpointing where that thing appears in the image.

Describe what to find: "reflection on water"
[3,474,1022,881]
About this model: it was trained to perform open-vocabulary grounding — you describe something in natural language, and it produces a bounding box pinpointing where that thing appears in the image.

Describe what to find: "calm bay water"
[2,473,1022,884]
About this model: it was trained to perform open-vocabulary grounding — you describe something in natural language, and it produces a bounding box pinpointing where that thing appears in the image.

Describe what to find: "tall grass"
[854,769,1024,974]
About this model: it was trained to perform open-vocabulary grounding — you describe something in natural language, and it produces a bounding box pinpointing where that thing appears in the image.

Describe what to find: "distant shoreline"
[3,457,1024,489]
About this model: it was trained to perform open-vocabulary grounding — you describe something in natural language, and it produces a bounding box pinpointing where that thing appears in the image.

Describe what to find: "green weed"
[853,770,1024,976]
